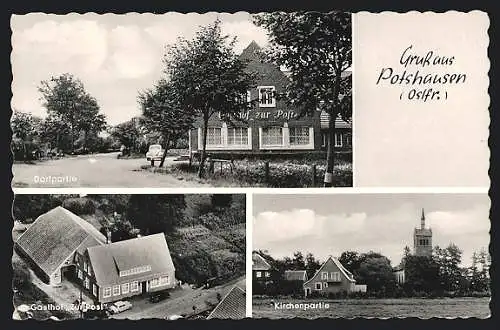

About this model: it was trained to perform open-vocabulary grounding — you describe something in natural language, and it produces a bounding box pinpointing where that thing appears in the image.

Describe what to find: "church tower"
[413,208,433,257]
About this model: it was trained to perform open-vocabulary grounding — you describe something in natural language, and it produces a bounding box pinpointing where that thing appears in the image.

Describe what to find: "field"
[252,297,491,319]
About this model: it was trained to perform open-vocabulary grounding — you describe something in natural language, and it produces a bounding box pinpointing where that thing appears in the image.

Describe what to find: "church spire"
[421,208,425,229]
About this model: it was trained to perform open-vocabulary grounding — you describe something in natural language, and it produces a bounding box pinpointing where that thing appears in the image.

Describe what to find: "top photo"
[11,12,352,188]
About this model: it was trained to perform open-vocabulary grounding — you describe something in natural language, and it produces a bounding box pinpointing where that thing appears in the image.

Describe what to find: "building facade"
[78,233,176,304]
[188,41,352,156]
[413,208,433,257]
[303,257,366,297]
[252,252,272,284]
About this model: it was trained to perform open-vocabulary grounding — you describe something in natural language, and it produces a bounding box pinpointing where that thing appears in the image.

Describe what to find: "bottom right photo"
[252,193,491,319]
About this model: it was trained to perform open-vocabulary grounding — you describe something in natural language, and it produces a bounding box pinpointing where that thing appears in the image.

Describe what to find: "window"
[289,127,310,145]
[330,272,341,282]
[334,133,343,147]
[265,272,270,278]
[122,283,130,294]
[131,281,139,292]
[88,267,93,277]
[83,261,88,273]
[103,287,112,298]
[78,270,83,280]
[321,272,328,280]
[206,127,222,146]
[315,282,322,290]
[160,276,170,285]
[256,271,262,278]
[258,86,276,107]
[227,127,248,146]
[120,265,152,277]
[92,284,98,297]
[113,285,120,296]
[322,133,327,147]
[247,91,252,103]
[261,126,283,146]
[84,277,90,289]
[150,278,160,288]
[324,282,328,288]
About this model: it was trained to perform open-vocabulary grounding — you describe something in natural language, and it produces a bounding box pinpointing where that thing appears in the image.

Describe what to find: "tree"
[356,253,396,295]
[39,113,72,152]
[254,12,352,187]
[111,120,141,151]
[139,80,195,167]
[163,19,257,177]
[102,213,139,243]
[292,251,306,269]
[11,111,40,159]
[211,194,233,209]
[38,73,107,153]
[433,244,463,292]
[127,195,186,234]
[339,251,362,273]
[404,255,441,294]
[305,253,321,279]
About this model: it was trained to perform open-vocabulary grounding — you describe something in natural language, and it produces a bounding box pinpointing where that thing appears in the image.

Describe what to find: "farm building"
[284,270,308,283]
[252,252,272,283]
[188,41,352,156]
[15,206,177,304]
[206,286,246,320]
[14,206,106,286]
[79,233,176,304]
[303,256,367,297]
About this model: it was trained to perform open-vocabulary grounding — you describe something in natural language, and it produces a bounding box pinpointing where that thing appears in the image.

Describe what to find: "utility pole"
[80,287,83,319]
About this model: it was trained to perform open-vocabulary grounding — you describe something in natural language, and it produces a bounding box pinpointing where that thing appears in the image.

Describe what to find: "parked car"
[149,290,170,303]
[146,144,164,162]
[48,316,61,321]
[83,308,109,320]
[166,314,184,320]
[107,301,132,314]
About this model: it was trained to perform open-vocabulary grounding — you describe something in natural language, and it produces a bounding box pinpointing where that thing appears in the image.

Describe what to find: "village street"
[12,152,210,188]
[110,277,246,320]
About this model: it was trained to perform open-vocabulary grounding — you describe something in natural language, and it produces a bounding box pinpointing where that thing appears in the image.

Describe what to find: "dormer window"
[119,265,152,277]
[258,86,276,108]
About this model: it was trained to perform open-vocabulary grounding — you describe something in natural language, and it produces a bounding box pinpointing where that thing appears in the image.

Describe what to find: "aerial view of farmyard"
[12,194,246,320]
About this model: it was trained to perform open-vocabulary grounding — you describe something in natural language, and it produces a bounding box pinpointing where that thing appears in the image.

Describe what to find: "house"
[252,252,272,283]
[284,270,308,283]
[393,266,405,284]
[14,206,106,286]
[206,286,246,320]
[303,256,366,297]
[79,233,176,304]
[188,41,352,156]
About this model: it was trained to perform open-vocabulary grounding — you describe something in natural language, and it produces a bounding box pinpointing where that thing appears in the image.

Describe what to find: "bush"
[62,197,96,215]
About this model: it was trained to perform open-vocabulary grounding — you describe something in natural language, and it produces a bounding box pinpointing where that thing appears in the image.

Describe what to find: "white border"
[245,192,253,318]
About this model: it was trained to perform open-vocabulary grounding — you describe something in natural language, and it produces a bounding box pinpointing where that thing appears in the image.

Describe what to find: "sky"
[253,193,490,267]
[11,13,270,126]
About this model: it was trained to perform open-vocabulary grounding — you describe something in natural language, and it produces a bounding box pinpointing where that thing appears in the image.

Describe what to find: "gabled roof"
[304,256,355,286]
[284,270,307,281]
[252,252,272,271]
[15,206,106,277]
[87,233,175,286]
[206,286,246,320]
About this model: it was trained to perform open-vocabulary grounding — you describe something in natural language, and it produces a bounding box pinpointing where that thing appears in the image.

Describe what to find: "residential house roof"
[87,233,175,286]
[284,270,308,282]
[304,256,355,286]
[15,206,106,277]
[206,286,246,320]
[252,252,272,271]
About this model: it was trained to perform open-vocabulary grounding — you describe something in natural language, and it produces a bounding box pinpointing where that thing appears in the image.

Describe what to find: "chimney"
[421,208,426,229]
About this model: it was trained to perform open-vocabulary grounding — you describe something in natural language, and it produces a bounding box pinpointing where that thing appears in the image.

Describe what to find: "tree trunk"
[323,114,337,187]
[198,118,209,178]
[23,141,28,161]
[159,135,170,168]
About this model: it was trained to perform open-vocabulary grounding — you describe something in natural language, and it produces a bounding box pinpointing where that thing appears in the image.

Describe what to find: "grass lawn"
[252,297,491,319]
[140,158,353,188]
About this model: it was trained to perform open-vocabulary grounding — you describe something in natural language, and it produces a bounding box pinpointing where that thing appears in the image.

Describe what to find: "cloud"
[108,25,159,79]
[254,202,490,267]
[221,21,269,53]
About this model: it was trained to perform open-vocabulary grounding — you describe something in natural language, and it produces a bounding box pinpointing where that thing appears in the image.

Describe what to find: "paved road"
[111,277,246,320]
[12,152,210,188]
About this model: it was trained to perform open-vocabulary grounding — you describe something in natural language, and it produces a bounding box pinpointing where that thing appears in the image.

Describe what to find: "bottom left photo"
[12,193,246,320]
